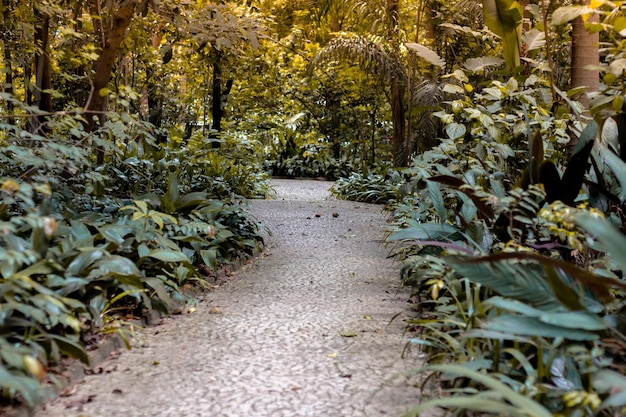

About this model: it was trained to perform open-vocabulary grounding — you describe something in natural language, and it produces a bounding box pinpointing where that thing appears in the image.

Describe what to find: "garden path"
[37,179,424,417]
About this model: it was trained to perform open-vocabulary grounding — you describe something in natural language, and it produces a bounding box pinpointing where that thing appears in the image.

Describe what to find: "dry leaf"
[209,306,223,314]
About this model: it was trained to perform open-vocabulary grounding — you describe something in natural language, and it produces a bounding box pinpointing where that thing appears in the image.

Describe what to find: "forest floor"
[34,179,428,417]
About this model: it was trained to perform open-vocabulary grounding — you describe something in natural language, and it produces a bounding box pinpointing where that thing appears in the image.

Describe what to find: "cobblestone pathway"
[37,180,423,417]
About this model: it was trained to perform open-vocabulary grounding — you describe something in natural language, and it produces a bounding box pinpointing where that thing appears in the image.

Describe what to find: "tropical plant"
[330,164,402,204]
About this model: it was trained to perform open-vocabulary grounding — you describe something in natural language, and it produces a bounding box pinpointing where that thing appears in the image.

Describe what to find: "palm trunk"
[569,0,599,154]
[570,0,599,109]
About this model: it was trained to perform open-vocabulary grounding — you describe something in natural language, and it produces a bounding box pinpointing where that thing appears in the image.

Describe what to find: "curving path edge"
[36,180,423,417]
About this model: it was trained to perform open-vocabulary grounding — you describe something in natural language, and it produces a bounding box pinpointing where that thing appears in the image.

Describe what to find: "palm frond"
[310,34,406,83]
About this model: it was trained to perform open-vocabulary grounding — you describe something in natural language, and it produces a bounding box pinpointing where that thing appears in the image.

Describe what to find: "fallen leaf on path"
[209,306,223,314]
[60,385,77,397]
[339,330,357,338]
[327,352,337,358]
[363,315,372,320]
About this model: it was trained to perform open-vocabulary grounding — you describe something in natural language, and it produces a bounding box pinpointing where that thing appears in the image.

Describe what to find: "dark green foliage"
[330,166,402,204]
[0,95,266,407]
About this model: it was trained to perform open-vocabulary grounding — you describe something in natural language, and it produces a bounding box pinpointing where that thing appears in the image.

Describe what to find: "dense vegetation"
[3,0,626,415]
[329,2,626,416]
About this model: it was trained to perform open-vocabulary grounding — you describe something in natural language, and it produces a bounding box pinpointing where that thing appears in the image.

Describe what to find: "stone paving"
[36,179,424,417]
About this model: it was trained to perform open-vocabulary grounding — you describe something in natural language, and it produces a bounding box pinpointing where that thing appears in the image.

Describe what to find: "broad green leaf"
[67,249,104,275]
[200,248,217,270]
[0,366,41,407]
[146,249,190,263]
[90,255,141,277]
[176,191,211,211]
[18,260,58,277]
[388,223,463,242]
[427,180,446,222]
[482,0,523,69]
[551,6,592,26]
[97,225,131,246]
[47,334,89,364]
[576,213,626,273]
[545,265,586,311]
[144,277,173,309]
[404,364,553,417]
[594,369,626,408]
[481,315,599,340]
[446,123,466,140]
[404,43,445,67]
[463,57,504,72]
[572,120,598,156]
[404,394,531,417]
[521,28,545,51]
[538,311,606,331]
[446,256,562,310]
[597,145,626,200]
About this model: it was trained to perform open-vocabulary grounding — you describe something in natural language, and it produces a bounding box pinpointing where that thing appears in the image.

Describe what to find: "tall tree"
[570,0,599,109]
[84,0,137,136]
[32,5,52,135]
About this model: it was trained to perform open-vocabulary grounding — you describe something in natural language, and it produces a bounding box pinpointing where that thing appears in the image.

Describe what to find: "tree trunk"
[209,48,233,149]
[85,0,136,132]
[569,0,599,154]
[570,0,599,109]
[1,0,14,125]
[32,8,52,136]
[391,80,407,167]
[147,31,164,128]
[84,0,136,163]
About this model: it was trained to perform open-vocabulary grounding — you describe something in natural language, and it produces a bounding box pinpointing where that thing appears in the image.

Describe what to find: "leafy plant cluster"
[382,25,626,417]
[0,98,266,406]
[260,112,378,180]
[330,163,402,204]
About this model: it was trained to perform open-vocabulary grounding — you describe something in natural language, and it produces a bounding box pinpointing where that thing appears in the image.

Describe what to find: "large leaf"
[446,255,562,310]
[445,122,466,140]
[0,366,41,407]
[47,333,89,364]
[612,113,626,161]
[481,315,599,340]
[521,28,545,51]
[405,43,445,67]
[551,5,593,26]
[576,213,626,273]
[451,252,626,303]
[463,57,505,72]
[486,296,606,330]
[482,0,523,69]
[146,249,190,264]
[388,223,464,242]
[559,139,594,205]
[597,144,626,200]
[426,180,446,222]
[594,369,626,408]
[67,249,105,275]
[144,277,173,309]
[403,364,553,417]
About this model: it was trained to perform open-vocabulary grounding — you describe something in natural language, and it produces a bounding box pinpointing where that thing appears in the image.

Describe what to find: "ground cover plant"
[0,106,266,406]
